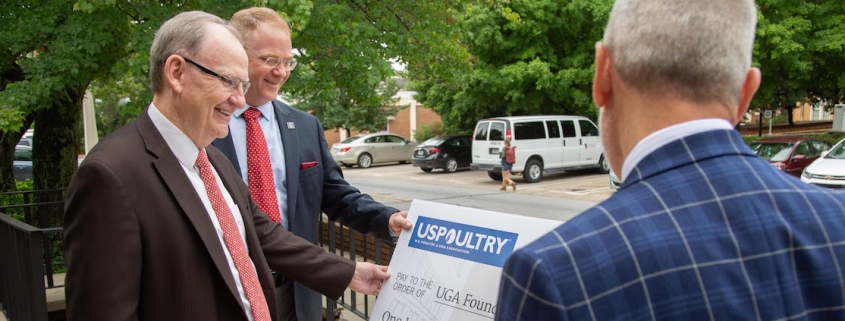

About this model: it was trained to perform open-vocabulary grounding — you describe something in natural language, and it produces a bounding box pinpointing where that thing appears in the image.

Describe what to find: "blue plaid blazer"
[496,129,845,321]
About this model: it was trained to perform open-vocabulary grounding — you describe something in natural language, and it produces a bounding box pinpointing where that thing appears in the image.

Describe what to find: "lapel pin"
[286,122,295,129]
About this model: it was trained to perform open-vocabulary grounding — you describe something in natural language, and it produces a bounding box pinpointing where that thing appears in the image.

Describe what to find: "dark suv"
[749,136,831,178]
[412,135,472,173]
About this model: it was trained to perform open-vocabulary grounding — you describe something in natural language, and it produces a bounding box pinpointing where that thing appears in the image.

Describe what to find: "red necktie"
[196,150,272,321]
[242,108,282,223]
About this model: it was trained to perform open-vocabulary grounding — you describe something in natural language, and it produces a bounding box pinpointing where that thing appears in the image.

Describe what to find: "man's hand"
[348,262,390,295]
[388,211,412,236]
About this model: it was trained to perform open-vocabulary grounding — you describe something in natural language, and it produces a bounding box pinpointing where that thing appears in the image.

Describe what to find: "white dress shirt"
[148,104,257,321]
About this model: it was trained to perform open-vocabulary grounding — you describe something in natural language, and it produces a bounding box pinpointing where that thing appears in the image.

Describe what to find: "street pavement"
[340,163,615,222]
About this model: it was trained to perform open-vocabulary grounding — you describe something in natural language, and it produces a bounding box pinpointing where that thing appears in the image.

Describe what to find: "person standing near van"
[500,140,517,191]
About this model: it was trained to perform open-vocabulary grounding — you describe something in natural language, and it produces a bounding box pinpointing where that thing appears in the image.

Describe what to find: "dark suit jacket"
[63,110,356,321]
[212,100,398,320]
[496,129,845,320]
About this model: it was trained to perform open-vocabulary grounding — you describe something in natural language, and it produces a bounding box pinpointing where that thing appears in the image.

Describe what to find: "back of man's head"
[603,0,757,108]
[149,11,241,93]
[230,7,292,49]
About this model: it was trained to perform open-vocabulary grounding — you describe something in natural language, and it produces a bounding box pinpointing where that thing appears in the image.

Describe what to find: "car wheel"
[523,159,544,183]
[444,157,458,173]
[487,172,503,181]
[421,167,433,173]
[597,154,610,174]
[357,153,373,168]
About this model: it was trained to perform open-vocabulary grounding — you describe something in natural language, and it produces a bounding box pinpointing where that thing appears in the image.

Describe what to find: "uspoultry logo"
[409,216,517,267]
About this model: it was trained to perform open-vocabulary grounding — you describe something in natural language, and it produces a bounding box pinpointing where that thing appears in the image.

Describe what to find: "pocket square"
[300,161,319,170]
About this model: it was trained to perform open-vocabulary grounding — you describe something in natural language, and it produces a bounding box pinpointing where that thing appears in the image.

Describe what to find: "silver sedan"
[331,133,418,168]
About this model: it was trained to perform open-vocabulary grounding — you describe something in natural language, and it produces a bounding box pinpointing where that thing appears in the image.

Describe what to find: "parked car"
[17,137,32,147]
[412,135,472,173]
[609,170,621,189]
[14,145,32,181]
[331,133,418,168]
[801,137,845,188]
[748,136,831,178]
[471,116,608,183]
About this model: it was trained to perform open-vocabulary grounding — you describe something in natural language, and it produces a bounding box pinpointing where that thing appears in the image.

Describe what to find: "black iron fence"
[0,189,393,321]
[320,215,396,320]
[0,189,66,321]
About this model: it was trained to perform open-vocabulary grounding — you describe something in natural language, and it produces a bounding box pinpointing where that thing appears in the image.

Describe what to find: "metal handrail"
[0,212,48,321]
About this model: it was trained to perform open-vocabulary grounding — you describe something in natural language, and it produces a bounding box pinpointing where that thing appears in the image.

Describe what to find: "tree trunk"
[0,115,34,193]
[33,83,85,228]
[787,106,795,126]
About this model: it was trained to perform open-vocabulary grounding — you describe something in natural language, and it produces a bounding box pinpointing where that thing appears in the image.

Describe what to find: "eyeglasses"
[182,57,251,93]
[248,50,297,70]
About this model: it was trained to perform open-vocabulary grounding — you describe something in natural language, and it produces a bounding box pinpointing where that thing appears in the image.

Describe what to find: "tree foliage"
[753,0,845,125]
[0,0,470,195]
[414,0,613,132]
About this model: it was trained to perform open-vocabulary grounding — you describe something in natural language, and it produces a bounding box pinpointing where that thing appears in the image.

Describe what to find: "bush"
[742,132,845,146]
[414,122,447,142]
[0,179,34,221]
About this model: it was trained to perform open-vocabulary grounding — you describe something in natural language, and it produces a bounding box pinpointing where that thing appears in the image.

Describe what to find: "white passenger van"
[470,116,609,183]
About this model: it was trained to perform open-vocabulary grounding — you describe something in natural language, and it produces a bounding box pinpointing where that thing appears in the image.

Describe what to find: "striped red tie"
[242,108,283,223]
[196,150,271,321]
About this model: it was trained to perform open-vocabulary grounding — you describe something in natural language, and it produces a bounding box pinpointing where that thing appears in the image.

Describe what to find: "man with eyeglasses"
[64,11,392,321]
[211,7,412,321]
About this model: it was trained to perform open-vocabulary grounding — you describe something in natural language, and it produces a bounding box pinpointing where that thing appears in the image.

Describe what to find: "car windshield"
[15,147,32,161]
[421,137,447,146]
[749,142,793,162]
[341,136,362,144]
[825,141,845,159]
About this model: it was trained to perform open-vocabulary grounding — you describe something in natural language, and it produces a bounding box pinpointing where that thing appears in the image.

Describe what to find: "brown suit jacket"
[63,110,355,320]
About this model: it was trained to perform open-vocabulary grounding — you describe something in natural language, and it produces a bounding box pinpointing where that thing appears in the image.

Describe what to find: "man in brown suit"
[63,11,389,321]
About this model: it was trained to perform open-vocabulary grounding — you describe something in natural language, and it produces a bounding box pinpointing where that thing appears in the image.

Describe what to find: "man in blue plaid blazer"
[495,0,845,320]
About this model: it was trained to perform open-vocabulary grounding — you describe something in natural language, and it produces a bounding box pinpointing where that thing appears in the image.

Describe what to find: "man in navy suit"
[211,7,411,321]
[496,0,845,320]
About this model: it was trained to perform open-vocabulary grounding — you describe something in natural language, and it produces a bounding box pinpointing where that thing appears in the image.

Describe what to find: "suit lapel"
[273,101,300,228]
[212,132,242,177]
[135,112,242,303]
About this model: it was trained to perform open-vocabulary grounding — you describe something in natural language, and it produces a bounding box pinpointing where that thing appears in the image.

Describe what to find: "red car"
[748,137,832,178]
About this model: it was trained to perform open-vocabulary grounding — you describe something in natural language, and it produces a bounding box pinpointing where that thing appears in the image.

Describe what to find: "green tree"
[414,0,614,132]
[751,0,845,125]
[290,76,402,132]
[1,0,470,201]
[0,1,132,206]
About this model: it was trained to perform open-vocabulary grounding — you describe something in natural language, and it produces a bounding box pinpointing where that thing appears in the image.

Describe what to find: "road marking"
[370,194,413,202]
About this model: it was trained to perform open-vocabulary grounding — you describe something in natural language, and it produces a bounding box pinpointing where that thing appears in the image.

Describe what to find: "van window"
[514,121,546,140]
[546,121,560,138]
[561,120,576,138]
[579,120,599,137]
[490,122,505,141]
[474,122,489,140]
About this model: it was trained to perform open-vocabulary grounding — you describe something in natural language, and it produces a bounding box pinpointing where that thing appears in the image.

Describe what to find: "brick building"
[322,90,443,146]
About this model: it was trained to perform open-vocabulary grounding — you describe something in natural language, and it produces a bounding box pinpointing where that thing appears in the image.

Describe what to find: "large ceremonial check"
[371,200,561,321]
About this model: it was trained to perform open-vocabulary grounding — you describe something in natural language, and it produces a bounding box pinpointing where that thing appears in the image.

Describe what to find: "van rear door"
[471,120,507,168]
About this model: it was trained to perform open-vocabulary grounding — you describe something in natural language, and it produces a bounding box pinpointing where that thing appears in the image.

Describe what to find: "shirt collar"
[621,118,734,181]
[147,103,202,168]
[233,101,275,121]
